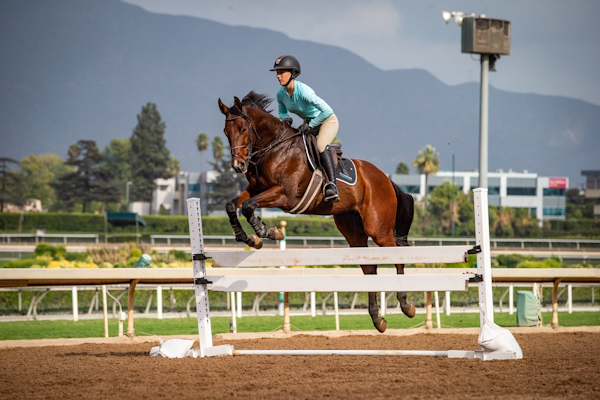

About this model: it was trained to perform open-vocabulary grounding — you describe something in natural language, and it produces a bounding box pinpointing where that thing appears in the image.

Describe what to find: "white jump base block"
[191,346,519,361]
[186,189,519,361]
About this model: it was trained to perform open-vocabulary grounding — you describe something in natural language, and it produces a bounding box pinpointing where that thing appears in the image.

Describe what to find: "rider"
[270,55,340,202]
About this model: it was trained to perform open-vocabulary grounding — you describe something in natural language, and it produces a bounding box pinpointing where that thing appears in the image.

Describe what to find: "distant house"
[581,170,600,216]
[3,199,43,213]
[391,169,568,223]
[151,170,291,218]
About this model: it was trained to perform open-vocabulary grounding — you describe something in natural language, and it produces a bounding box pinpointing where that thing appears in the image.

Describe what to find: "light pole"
[443,12,511,189]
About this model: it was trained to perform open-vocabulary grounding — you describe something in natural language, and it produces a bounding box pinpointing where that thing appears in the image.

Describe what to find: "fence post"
[474,188,494,326]
[157,286,163,319]
[72,286,79,322]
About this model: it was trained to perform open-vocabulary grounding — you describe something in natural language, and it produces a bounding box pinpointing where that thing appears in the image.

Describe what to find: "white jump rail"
[187,189,519,360]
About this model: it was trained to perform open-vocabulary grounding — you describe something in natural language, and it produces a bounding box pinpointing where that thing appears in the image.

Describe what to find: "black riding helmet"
[270,55,301,80]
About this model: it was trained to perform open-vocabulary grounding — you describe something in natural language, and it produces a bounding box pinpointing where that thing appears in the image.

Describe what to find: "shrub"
[169,249,189,261]
[34,243,66,259]
[496,254,537,268]
[4,258,50,268]
[64,252,91,262]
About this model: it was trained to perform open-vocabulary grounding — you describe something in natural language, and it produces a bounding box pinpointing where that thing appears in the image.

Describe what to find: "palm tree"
[212,136,225,164]
[168,157,181,178]
[412,145,440,208]
[196,132,209,175]
[396,162,410,175]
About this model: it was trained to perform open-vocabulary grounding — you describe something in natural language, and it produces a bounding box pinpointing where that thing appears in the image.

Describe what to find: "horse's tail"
[389,178,414,247]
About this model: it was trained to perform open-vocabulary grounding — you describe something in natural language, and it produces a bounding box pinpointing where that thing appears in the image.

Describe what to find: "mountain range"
[1,0,598,186]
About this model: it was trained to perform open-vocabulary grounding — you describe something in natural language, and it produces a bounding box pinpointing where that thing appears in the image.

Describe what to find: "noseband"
[225,109,261,167]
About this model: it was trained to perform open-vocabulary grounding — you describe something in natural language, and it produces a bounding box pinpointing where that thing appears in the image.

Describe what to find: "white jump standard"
[186,189,522,360]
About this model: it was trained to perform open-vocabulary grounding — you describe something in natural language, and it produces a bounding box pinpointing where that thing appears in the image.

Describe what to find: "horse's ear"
[234,96,243,111]
[218,98,229,115]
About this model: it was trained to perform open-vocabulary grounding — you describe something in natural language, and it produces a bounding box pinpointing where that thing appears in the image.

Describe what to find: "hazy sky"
[122,0,600,106]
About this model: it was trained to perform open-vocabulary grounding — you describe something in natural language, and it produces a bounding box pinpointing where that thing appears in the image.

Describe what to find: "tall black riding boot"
[319,146,340,202]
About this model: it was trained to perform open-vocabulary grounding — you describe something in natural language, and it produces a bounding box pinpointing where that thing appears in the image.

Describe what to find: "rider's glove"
[282,118,293,126]
[298,123,311,134]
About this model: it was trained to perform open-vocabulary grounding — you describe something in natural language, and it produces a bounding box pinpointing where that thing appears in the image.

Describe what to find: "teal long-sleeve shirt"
[276,81,333,128]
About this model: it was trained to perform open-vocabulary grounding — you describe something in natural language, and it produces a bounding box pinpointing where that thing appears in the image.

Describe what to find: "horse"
[217,91,415,333]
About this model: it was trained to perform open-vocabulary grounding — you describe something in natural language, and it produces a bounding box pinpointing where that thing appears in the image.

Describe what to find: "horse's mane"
[234,91,273,114]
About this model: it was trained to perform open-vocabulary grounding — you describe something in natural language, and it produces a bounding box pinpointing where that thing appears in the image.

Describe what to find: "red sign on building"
[549,178,567,189]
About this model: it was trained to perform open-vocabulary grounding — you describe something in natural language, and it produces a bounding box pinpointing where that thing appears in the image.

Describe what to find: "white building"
[391,169,568,222]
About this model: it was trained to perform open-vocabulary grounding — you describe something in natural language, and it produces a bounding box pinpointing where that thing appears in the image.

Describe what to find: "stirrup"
[323,182,340,202]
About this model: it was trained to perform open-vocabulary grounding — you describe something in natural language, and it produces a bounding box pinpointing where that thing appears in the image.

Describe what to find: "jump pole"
[187,189,518,360]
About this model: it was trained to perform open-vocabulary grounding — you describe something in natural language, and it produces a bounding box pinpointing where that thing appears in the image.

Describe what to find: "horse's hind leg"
[365,220,416,320]
[334,213,387,333]
[396,263,416,318]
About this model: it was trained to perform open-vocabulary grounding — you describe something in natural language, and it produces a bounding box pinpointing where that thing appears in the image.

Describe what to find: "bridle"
[225,109,261,168]
[225,108,303,170]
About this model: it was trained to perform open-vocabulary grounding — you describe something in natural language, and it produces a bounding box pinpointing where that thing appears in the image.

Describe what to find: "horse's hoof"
[248,235,263,250]
[401,303,416,318]
[375,318,387,333]
[267,227,284,241]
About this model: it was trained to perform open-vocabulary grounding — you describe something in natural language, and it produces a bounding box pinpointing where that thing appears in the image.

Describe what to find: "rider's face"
[276,70,292,86]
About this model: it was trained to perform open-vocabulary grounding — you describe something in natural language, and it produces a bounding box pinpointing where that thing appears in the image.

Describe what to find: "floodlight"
[455,14,464,26]
[442,11,452,24]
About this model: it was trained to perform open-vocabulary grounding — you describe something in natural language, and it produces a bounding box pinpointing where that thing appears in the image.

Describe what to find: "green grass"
[1,311,598,341]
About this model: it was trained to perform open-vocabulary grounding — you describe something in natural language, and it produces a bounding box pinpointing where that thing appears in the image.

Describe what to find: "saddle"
[302,132,357,185]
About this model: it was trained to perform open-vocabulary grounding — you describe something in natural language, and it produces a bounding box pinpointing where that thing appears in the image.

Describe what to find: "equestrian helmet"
[270,55,301,79]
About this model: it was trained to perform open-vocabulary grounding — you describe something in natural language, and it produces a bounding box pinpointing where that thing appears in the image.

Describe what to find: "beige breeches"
[316,114,339,152]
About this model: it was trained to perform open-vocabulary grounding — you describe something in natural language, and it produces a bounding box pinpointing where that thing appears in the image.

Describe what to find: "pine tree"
[129,102,171,203]
[0,157,27,212]
[53,140,120,212]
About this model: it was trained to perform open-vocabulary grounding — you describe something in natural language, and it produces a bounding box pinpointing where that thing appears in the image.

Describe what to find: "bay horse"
[217,91,415,332]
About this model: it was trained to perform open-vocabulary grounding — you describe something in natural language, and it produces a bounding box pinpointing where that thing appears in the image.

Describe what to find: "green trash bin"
[516,291,540,327]
[135,254,152,268]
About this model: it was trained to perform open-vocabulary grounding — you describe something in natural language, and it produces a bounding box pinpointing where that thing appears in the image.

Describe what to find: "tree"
[212,136,225,164]
[53,140,120,212]
[395,162,410,175]
[103,138,132,184]
[427,182,473,236]
[412,145,440,208]
[207,152,246,212]
[20,154,72,211]
[0,157,27,212]
[129,102,171,203]
[168,157,181,178]
[196,132,209,174]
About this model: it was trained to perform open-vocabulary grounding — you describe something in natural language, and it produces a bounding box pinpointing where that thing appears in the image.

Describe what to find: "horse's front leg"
[241,186,287,244]
[225,191,263,249]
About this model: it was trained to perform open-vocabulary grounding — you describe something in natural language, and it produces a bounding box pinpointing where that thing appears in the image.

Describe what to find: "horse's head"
[218,96,254,174]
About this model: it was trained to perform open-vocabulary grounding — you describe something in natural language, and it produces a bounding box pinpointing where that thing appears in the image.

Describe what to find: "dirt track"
[1,330,599,399]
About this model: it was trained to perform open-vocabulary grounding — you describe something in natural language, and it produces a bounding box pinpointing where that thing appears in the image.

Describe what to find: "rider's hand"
[282,118,293,126]
[298,123,310,134]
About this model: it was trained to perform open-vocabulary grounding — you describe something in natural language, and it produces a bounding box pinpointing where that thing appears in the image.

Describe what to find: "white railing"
[0,233,99,245]
[149,234,600,250]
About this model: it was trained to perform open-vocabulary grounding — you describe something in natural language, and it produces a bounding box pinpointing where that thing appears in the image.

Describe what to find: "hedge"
[0,212,341,236]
